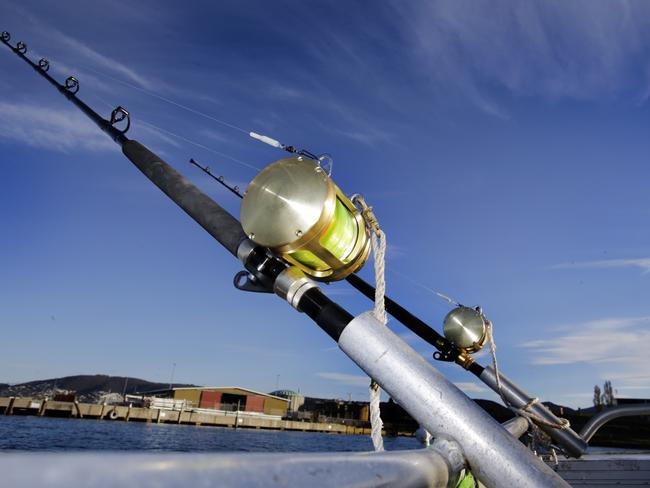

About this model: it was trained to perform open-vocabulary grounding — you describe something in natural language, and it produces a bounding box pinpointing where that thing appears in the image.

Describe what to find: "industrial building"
[153,387,289,417]
[269,390,305,413]
[299,396,370,424]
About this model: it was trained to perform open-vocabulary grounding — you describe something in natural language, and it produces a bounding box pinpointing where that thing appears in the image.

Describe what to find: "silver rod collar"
[273,266,319,311]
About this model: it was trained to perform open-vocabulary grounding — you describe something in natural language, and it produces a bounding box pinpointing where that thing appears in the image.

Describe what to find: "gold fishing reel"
[442,306,489,368]
[240,157,370,281]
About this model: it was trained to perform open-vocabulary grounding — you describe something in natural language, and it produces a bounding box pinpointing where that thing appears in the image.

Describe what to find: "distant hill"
[0,375,194,403]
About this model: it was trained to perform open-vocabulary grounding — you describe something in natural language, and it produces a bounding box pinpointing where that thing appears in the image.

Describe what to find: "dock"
[0,396,374,435]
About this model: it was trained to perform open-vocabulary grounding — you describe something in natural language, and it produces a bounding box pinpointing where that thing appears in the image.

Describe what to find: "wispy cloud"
[335,126,394,146]
[266,84,306,100]
[0,101,114,153]
[522,316,650,397]
[392,1,650,116]
[317,372,369,387]
[198,129,234,145]
[30,20,154,90]
[522,316,650,366]
[7,6,157,91]
[62,39,153,90]
[552,258,650,274]
[600,368,650,391]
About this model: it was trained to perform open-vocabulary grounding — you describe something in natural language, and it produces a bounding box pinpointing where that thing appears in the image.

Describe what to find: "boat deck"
[556,451,650,487]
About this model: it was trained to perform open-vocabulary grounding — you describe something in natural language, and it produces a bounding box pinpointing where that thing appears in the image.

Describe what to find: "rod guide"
[110,106,130,134]
[65,76,79,94]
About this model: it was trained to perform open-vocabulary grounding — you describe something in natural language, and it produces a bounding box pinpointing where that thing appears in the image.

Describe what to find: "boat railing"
[1,449,454,488]
[580,404,650,443]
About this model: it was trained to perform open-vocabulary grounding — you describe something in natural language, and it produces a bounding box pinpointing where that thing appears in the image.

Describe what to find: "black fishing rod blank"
[0,33,129,145]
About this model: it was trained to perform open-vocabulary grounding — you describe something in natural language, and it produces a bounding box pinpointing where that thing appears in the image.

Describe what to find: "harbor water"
[0,416,420,452]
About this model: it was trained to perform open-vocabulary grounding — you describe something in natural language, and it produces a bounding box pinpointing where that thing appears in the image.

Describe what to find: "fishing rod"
[1,31,583,483]
[189,158,244,198]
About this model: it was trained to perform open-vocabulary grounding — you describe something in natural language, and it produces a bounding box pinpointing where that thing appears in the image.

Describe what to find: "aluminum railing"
[1,450,453,488]
[580,404,650,443]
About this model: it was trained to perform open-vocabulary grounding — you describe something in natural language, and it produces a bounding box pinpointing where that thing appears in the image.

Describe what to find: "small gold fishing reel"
[240,157,371,281]
[442,306,489,369]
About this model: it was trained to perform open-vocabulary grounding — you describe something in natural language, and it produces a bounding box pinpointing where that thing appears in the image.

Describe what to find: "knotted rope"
[486,321,570,431]
[353,195,386,452]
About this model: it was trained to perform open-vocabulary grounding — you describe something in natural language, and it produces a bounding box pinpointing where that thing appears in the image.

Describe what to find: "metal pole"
[169,363,176,391]
[338,311,570,488]
[0,450,452,488]
[503,416,530,439]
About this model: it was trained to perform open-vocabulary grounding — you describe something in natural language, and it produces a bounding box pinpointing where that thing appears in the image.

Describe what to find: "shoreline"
[0,396,413,437]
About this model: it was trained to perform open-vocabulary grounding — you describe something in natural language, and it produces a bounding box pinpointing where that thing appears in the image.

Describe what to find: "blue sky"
[1,0,649,407]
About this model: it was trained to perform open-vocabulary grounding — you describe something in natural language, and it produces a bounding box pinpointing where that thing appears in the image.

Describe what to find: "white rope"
[369,380,384,451]
[353,195,387,452]
[371,230,387,325]
[369,228,387,452]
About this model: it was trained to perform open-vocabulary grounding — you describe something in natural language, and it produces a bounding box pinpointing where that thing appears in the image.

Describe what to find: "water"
[0,416,420,452]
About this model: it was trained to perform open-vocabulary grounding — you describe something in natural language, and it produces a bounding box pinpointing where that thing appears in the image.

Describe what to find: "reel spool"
[240,157,370,281]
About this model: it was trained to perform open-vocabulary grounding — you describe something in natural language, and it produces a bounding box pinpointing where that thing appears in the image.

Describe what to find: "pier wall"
[0,397,375,435]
